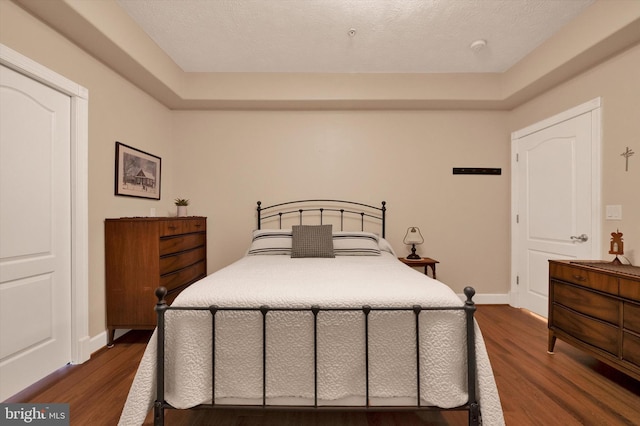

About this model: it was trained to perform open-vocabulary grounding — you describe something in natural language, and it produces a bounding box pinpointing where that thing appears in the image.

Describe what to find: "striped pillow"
[247,229,292,255]
[333,231,381,256]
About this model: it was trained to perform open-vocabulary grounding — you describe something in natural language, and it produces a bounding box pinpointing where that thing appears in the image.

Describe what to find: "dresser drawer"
[549,262,618,295]
[159,233,206,256]
[160,220,186,236]
[160,261,206,292]
[184,218,206,233]
[622,331,640,366]
[552,304,619,355]
[160,246,206,275]
[552,281,619,325]
[164,287,182,305]
[623,302,640,334]
[619,278,640,303]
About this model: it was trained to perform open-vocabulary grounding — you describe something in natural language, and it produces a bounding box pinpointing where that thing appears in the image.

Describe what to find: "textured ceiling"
[116,0,595,74]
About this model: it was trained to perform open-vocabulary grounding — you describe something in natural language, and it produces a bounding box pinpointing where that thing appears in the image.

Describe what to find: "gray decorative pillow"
[291,225,335,258]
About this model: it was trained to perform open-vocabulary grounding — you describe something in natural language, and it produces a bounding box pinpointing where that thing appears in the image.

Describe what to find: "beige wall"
[1,1,176,337]
[509,43,640,265]
[173,110,511,295]
[2,0,638,342]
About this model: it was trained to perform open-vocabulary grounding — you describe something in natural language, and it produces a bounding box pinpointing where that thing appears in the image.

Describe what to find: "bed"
[118,200,504,425]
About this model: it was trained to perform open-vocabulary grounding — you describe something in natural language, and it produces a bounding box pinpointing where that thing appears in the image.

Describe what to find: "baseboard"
[457,292,509,305]
[86,329,131,358]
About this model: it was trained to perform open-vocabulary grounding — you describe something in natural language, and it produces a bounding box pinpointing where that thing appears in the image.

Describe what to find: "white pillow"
[247,229,292,255]
[333,231,381,256]
[378,237,396,256]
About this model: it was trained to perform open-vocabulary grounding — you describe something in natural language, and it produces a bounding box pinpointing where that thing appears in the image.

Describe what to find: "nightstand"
[398,257,439,279]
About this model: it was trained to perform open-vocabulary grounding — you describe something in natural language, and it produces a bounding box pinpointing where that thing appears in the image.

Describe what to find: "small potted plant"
[174,198,189,217]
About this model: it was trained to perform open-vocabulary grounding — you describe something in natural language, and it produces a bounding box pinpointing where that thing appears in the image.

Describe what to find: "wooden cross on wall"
[621,146,635,171]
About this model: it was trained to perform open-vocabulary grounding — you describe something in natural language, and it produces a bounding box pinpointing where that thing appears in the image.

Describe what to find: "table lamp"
[403,227,423,259]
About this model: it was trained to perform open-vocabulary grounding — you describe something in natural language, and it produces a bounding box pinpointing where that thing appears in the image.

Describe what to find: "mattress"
[118,246,504,425]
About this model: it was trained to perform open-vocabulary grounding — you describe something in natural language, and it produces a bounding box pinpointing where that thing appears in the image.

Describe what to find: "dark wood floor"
[5,305,640,425]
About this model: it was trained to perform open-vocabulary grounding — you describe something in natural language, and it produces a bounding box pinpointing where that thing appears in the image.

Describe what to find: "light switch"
[605,205,622,220]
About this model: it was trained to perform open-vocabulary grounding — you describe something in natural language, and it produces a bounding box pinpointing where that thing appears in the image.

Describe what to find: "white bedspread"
[118,252,504,425]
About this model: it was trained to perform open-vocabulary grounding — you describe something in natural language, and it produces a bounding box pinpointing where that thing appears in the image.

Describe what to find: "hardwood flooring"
[5,305,640,425]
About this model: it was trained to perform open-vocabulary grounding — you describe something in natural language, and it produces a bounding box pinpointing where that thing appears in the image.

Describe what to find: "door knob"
[570,234,589,242]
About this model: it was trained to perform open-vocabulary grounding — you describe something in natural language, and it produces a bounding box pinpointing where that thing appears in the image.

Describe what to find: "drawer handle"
[168,226,177,230]
[194,224,202,227]
[572,274,587,282]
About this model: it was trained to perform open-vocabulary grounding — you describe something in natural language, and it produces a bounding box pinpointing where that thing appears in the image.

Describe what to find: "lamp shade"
[403,227,424,245]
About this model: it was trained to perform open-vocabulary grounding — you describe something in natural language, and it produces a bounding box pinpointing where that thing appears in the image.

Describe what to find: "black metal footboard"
[153,286,480,426]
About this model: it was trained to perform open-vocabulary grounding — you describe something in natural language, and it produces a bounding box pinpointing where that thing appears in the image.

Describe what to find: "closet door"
[511,100,600,318]
[0,64,72,400]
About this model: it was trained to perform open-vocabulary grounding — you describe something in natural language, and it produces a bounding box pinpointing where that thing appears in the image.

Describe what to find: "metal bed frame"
[257,199,387,238]
[152,200,480,425]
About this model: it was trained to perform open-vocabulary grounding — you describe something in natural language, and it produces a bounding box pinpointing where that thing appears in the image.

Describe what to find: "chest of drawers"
[105,217,207,346]
[548,260,640,381]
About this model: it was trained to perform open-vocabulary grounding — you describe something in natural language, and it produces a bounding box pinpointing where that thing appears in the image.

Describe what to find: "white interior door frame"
[0,44,90,363]
[510,98,602,308]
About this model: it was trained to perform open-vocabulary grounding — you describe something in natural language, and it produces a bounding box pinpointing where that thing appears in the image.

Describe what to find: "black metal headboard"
[257,199,386,238]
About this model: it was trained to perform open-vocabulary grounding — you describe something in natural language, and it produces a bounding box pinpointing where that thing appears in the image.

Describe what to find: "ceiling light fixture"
[470,39,487,52]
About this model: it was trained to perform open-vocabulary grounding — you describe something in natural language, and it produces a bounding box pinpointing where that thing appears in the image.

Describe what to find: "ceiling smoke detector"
[470,39,487,52]
[348,28,357,37]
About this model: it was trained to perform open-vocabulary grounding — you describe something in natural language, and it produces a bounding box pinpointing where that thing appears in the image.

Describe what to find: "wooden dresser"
[105,217,207,346]
[548,260,640,381]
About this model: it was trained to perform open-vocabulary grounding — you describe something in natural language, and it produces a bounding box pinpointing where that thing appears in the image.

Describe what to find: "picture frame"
[114,141,161,200]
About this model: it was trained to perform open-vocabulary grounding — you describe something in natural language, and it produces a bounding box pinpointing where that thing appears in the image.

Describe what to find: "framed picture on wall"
[115,141,162,200]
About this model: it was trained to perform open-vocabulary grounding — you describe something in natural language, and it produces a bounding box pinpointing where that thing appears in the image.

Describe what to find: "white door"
[511,100,601,318]
[0,64,72,400]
